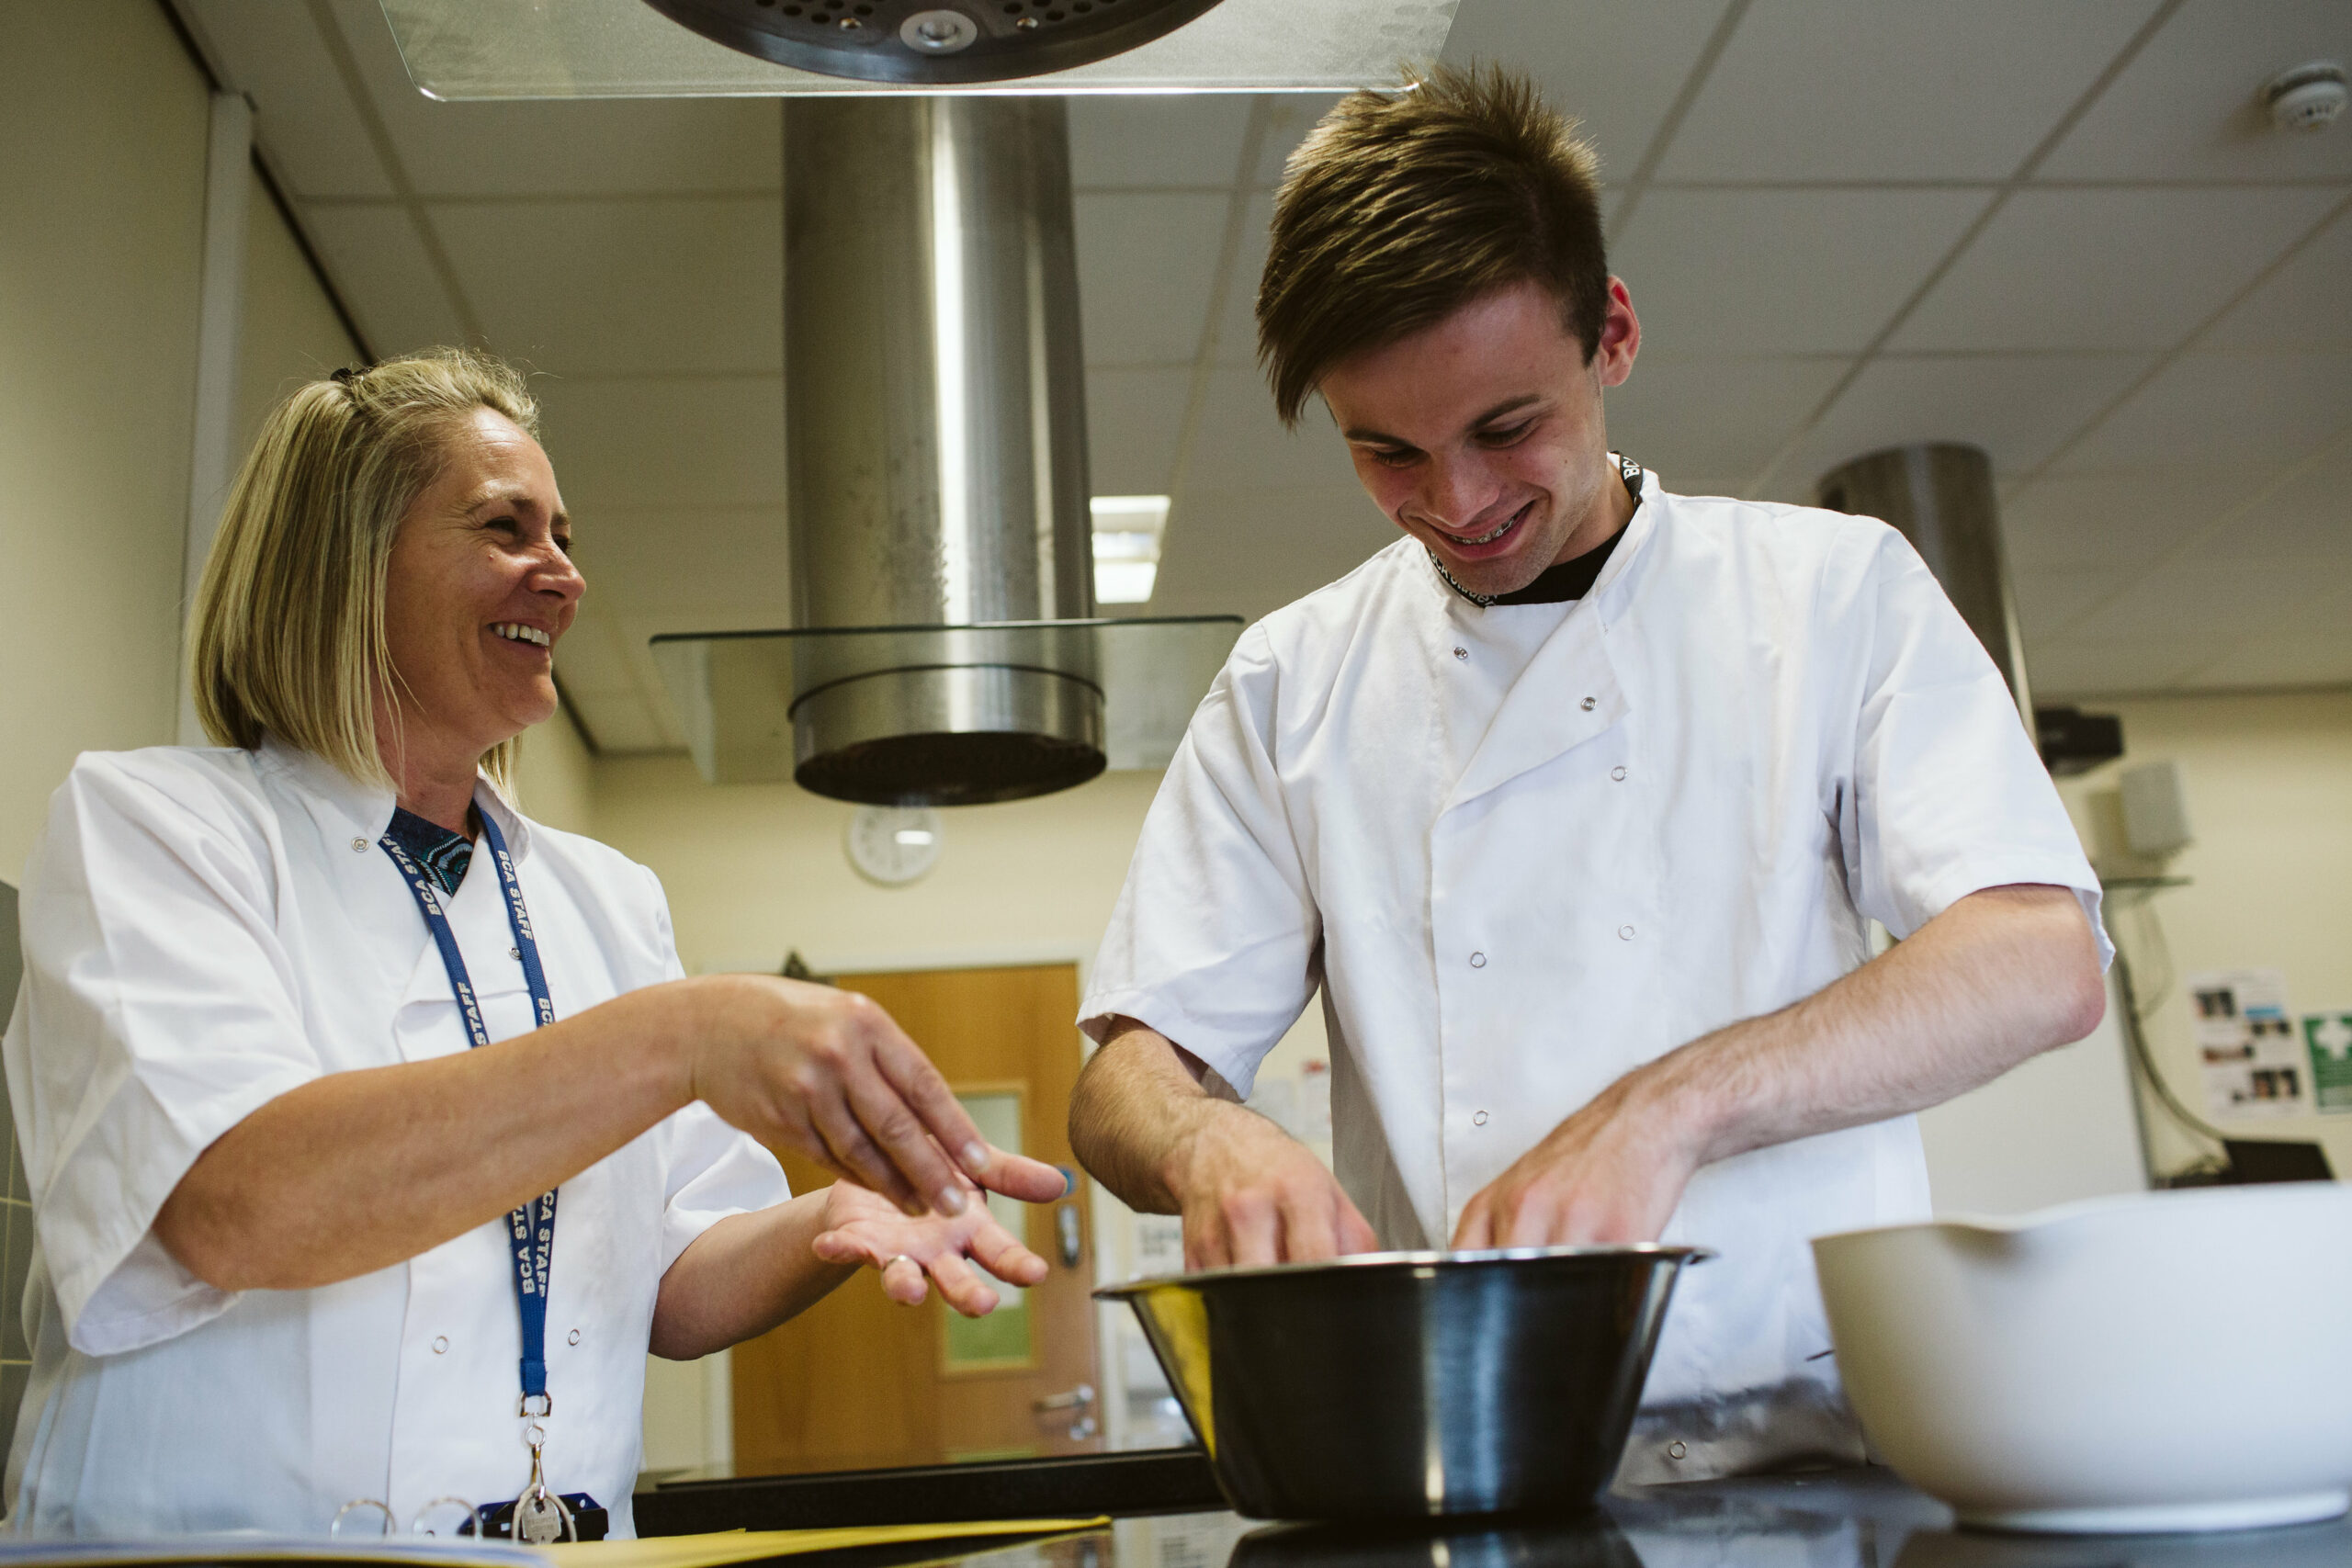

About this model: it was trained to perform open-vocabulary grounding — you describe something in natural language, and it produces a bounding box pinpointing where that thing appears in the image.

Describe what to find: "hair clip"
[331,366,364,386]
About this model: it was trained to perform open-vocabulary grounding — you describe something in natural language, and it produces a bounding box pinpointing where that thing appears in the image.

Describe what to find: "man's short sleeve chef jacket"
[1080,467,2109,1477]
[0,736,789,1536]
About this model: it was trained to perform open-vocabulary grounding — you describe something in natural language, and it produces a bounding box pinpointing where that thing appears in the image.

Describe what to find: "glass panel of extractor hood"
[376,0,1458,99]
[649,616,1244,785]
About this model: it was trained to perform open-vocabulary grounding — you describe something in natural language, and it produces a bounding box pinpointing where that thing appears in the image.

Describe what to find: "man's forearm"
[1643,884,2106,1166]
[1069,1021,1238,1214]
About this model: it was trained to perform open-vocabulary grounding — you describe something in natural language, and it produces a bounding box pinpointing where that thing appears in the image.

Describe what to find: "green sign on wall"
[2304,1013,2352,1113]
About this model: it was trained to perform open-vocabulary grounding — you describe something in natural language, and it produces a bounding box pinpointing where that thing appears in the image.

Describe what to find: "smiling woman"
[0,348,1068,1536]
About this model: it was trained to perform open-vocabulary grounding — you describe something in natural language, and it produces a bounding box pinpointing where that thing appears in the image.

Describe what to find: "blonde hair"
[1258,64,1608,426]
[190,347,541,791]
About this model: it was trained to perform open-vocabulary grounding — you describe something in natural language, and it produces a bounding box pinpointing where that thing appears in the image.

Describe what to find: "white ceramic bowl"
[1812,1182,2352,1534]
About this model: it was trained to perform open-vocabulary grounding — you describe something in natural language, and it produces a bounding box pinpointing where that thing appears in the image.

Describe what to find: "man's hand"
[1452,1070,1699,1248]
[1070,1021,1378,1269]
[810,1177,1051,1317]
[1453,884,2105,1249]
[1172,1107,1379,1269]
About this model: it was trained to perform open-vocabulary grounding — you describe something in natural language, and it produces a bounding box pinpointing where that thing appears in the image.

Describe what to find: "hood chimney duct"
[1816,443,2034,729]
[784,96,1102,806]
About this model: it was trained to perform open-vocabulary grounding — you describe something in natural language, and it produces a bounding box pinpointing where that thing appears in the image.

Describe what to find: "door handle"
[1033,1383,1094,1415]
[1056,1202,1082,1268]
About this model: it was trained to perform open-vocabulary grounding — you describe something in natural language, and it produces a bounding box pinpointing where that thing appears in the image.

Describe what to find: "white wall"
[0,0,209,879]
[2058,690,2352,1179]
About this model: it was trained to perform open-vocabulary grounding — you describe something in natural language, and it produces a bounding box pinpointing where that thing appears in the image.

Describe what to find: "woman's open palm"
[811,1175,1055,1316]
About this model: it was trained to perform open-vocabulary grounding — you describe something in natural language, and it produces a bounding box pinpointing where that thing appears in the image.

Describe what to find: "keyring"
[412,1495,481,1537]
[331,1499,395,1538]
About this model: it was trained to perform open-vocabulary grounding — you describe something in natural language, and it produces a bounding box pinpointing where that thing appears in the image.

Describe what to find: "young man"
[1068,68,2112,1481]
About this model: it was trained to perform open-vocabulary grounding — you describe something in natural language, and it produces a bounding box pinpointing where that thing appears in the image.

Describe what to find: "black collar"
[1429,454,1645,608]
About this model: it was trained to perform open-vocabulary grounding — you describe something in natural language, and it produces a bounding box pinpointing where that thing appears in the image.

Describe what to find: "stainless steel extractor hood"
[650,95,1239,807]
[373,0,1459,98]
[639,0,1228,86]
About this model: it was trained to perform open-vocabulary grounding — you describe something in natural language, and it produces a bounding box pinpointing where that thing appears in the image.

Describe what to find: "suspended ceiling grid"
[175,0,2352,753]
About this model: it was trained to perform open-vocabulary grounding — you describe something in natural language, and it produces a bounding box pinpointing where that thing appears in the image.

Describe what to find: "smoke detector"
[2265,62,2347,132]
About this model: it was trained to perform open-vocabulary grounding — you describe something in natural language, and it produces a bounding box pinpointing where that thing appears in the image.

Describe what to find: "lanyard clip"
[513,1423,578,1544]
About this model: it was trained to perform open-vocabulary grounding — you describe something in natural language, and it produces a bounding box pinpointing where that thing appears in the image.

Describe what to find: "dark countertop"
[639,1461,2352,1568]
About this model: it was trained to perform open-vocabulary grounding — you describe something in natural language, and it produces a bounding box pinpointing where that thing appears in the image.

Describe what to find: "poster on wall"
[2304,1011,2352,1113]
[2189,969,2308,1117]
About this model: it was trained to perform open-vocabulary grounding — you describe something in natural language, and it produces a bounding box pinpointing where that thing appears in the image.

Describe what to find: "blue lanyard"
[380,807,560,1417]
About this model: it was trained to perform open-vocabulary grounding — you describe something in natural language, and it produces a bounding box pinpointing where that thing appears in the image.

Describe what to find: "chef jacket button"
[1667,1440,1687,1461]
[568,1328,582,1347]
[351,837,368,853]
[1618,925,1635,941]
[1580,696,1597,711]
[1469,951,1487,968]
[511,947,523,960]
[432,1336,448,1355]
[1472,1110,1488,1126]
[1611,766,1627,782]
[1452,646,1468,661]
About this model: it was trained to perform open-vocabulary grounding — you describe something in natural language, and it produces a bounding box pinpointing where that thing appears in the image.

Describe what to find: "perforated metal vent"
[639,0,1227,85]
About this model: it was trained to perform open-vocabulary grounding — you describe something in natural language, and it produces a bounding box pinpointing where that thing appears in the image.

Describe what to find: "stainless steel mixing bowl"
[1096,1246,1711,1520]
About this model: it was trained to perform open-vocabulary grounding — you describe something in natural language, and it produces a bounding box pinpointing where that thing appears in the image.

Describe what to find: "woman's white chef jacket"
[1,737,789,1535]
[1081,466,2109,1482]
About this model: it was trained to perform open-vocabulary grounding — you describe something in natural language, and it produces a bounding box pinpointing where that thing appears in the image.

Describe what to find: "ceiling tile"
[2054,351,2352,473]
[1212,190,1275,367]
[1251,95,1347,188]
[567,690,672,756]
[534,375,786,512]
[2181,619,2352,690]
[1613,189,1989,355]
[2040,0,2352,181]
[1441,0,1738,186]
[1153,483,1396,624]
[1655,0,2161,181]
[187,0,391,198]
[1088,367,1195,496]
[1605,355,1849,484]
[2209,202,2352,353]
[550,603,645,699]
[384,98,778,199]
[573,507,793,619]
[1779,353,2156,496]
[1069,96,1253,189]
[433,197,781,377]
[1179,367,1364,493]
[2067,558,2342,646]
[1892,186,2341,353]
[2029,636,2222,697]
[299,202,468,352]
[1998,468,2245,570]
[2179,447,2352,565]
[2012,564,2137,641]
[1075,190,1230,367]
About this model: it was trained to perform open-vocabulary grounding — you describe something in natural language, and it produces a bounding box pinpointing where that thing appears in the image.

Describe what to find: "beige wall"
[2058,690,2352,1178]
[234,176,359,459]
[593,757,1163,977]
[514,706,598,838]
[0,0,209,879]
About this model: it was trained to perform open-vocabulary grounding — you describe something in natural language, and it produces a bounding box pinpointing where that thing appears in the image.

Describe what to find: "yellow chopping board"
[535,1518,1111,1568]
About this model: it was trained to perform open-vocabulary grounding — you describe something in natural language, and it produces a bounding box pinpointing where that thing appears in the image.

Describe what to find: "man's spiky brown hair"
[1256,64,1608,426]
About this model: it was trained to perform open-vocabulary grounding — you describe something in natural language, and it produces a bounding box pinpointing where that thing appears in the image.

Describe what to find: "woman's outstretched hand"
[684,975,1071,1219]
[810,1177,1054,1316]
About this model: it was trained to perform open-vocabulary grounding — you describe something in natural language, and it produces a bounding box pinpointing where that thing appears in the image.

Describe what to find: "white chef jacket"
[1081,466,2109,1481]
[1,736,789,1535]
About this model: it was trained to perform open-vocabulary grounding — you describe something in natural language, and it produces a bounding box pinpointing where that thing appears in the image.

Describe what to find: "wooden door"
[729,964,1102,1474]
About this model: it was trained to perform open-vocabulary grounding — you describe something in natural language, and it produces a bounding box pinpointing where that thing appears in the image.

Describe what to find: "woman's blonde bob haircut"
[190,347,540,790]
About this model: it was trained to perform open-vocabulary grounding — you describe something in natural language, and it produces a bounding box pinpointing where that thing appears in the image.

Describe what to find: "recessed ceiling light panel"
[376,0,1458,98]
[642,0,1226,87]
